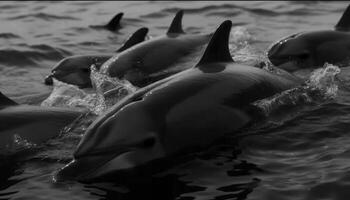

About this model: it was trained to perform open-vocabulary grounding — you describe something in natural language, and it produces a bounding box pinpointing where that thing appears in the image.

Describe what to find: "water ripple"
[7,13,79,21]
[0,33,21,39]
[0,45,71,67]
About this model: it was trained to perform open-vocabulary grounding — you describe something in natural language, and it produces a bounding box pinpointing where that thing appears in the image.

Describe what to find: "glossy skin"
[0,105,82,151]
[44,27,148,88]
[267,30,350,71]
[56,62,299,181]
[45,55,111,88]
[101,33,211,87]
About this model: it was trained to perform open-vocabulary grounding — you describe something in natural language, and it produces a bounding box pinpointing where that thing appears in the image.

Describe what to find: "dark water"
[1,1,350,200]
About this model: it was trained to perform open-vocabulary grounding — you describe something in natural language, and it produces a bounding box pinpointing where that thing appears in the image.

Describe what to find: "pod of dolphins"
[1,5,350,182]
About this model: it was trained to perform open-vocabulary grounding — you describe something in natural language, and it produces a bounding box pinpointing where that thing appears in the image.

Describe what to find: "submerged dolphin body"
[44,27,149,88]
[56,20,300,181]
[0,92,83,151]
[268,5,350,71]
[100,10,212,87]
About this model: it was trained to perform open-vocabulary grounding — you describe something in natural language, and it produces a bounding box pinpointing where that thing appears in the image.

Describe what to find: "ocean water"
[1,1,350,200]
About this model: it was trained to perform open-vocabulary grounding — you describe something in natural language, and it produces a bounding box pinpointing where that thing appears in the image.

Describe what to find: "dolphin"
[100,10,212,87]
[0,92,83,151]
[267,4,350,72]
[56,20,300,181]
[90,12,124,32]
[44,27,149,88]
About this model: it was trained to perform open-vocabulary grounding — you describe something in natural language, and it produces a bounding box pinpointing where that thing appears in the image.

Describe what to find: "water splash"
[41,79,97,112]
[41,65,137,115]
[228,26,265,68]
[229,26,252,52]
[253,63,340,117]
[230,26,255,48]
[90,64,137,114]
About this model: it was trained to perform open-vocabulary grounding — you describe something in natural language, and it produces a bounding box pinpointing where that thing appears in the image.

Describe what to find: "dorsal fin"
[105,12,124,31]
[335,5,350,31]
[0,92,18,107]
[167,10,185,34]
[116,27,149,52]
[196,20,233,66]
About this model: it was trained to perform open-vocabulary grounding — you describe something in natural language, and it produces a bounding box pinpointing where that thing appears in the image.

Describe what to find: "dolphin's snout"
[267,43,288,66]
[55,153,115,181]
[44,75,53,85]
[54,160,79,182]
[56,150,136,181]
[267,42,280,58]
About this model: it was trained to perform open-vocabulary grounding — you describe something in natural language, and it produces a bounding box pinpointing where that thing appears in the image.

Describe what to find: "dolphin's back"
[103,34,210,76]
[0,106,81,130]
[0,105,82,150]
[136,63,298,153]
[143,64,296,110]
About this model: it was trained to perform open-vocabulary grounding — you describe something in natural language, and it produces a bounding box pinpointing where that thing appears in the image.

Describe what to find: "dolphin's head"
[45,55,110,88]
[267,32,317,71]
[55,102,166,181]
[101,48,150,86]
[103,52,138,77]
[267,30,350,71]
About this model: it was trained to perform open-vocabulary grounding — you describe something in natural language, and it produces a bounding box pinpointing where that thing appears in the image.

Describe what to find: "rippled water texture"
[1,1,350,200]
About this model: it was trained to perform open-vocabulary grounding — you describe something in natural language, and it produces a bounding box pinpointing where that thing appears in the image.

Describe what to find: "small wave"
[245,8,279,16]
[7,13,79,21]
[0,49,43,66]
[283,8,322,16]
[32,5,46,11]
[162,4,241,14]
[34,33,52,38]
[162,4,311,17]
[0,45,71,66]
[205,11,242,17]
[30,44,65,53]
[69,1,100,6]
[0,4,25,9]
[123,18,146,23]
[140,12,168,18]
[0,33,21,39]
[77,41,102,46]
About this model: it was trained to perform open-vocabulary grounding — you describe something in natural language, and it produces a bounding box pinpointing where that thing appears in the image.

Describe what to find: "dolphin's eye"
[141,137,156,148]
[81,68,90,73]
[298,53,310,60]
